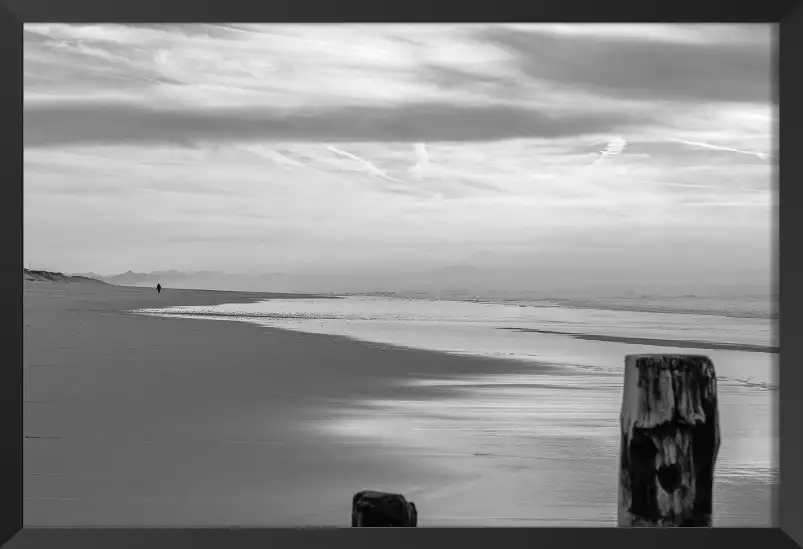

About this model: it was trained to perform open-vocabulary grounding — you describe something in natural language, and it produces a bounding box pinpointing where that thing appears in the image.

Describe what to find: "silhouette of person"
[157,283,161,295]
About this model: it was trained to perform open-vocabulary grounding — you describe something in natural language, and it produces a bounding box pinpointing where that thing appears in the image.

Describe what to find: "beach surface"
[24,281,777,527]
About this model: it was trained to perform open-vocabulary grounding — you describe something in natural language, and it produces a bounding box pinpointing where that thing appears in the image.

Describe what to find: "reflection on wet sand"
[307,368,777,527]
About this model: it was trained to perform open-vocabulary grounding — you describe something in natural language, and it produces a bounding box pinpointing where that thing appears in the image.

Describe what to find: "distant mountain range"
[54,266,773,309]
[61,265,496,295]
[68,269,306,293]
[90,270,229,288]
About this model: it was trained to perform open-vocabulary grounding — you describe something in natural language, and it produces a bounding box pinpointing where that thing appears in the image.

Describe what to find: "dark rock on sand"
[351,490,418,527]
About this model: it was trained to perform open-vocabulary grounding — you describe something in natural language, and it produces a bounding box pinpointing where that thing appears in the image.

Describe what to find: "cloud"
[324,144,403,183]
[24,100,656,148]
[237,144,307,170]
[482,26,772,104]
[410,142,430,179]
[589,137,628,166]
[25,23,519,109]
[414,142,429,162]
[22,24,774,284]
[422,64,526,101]
[24,28,183,94]
[504,23,768,46]
[669,138,771,160]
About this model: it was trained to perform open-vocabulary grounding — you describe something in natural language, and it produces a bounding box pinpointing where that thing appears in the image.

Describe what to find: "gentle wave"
[352,290,777,320]
[130,294,778,393]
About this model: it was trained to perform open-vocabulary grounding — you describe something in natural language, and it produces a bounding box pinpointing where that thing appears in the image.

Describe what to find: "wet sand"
[24,282,535,526]
[23,281,777,526]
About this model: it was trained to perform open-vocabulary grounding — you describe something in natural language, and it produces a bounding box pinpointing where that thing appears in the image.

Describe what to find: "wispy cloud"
[669,138,771,160]
[589,137,628,166]
[324,144,403,184]
[410,142,430,179]
[23,23,774,285]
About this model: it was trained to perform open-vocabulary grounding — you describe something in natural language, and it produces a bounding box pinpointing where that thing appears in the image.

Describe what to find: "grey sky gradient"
[23,23,775,294]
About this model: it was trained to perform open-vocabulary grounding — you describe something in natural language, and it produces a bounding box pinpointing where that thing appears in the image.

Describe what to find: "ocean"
[135,292,778,526]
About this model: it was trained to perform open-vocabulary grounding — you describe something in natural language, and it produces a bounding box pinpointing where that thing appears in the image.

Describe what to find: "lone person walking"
[157,282,162,295]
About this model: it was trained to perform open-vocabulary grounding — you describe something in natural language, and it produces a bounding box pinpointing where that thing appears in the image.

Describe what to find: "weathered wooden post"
[351,490,418,527]
[618,354,720,527]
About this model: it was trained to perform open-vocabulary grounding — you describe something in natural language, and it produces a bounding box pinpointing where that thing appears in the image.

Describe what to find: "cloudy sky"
[23,24,775,291]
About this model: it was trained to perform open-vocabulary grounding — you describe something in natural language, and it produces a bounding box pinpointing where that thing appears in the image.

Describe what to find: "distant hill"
[89,265,499,294]
[101,270,157,286]
[101,270,233,288]
[24,269,109,285]
[70,271,106,280]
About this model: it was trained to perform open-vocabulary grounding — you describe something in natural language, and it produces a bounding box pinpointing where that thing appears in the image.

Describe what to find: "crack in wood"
[618,355,719,528]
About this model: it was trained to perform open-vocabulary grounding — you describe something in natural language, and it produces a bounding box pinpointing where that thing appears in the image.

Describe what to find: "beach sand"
[24,281,777,527]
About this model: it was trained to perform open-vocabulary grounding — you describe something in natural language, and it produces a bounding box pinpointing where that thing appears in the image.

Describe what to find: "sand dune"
[24,269,109,285]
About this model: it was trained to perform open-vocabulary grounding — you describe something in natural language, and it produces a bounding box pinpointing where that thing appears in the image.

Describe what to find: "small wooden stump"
[351,490,418,527]
[618,355,720,527]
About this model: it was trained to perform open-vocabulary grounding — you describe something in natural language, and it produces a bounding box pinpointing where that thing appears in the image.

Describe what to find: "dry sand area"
[23,281,776,527]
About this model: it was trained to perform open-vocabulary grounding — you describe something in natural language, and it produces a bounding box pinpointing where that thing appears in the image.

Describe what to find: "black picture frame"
[4,1,800,548]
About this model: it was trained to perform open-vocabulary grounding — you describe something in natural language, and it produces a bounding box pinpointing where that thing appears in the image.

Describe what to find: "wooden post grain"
[618,355,720,527]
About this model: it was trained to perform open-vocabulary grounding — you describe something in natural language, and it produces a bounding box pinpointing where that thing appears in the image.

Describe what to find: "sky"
[23,23,776,293]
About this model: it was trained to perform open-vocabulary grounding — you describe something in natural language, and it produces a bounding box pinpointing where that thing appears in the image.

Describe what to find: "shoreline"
[128,309,778,357]
[23,282,552,526]
[130,295,777,396]
[500,327,778,354]
[24,281,778,527]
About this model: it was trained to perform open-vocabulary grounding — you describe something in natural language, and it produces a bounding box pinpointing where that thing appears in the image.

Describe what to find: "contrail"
[415,143,429,164]
[240,144,305,169]
[670,138,770,160]
[410,142,430,179]
[324,144,403,183]
[590,137,627,166]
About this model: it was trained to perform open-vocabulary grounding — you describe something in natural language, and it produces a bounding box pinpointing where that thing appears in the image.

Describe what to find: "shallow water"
[136,295,778,526]
[137,295,777,389]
